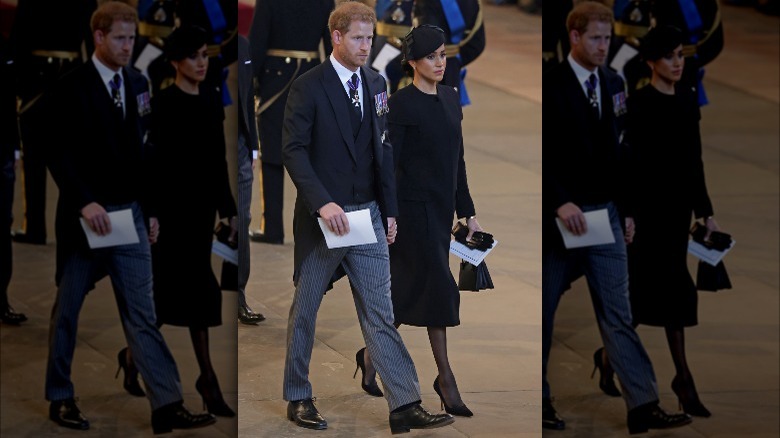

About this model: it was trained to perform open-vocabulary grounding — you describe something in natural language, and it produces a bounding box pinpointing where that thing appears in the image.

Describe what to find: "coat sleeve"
[687,96,714,218]
[458,0,486,67]
[376,76,398,218]
[450,88,475,217]
[281,76,333,216]
[249,0,271,79]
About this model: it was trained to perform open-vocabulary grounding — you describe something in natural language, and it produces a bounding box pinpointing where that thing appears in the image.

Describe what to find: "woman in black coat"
[360,25,482,417]
[597,25,722,418]
[119,26,237,418]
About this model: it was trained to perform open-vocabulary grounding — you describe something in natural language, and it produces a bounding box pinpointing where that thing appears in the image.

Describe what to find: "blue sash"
[138,0,154,19]
[202,0,231,105]
[678,0,707,106]
[376,0,394,17]
[441,0,471,106]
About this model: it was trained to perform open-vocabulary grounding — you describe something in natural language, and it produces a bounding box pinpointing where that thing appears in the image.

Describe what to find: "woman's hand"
[704,216,720,241]
[466,216,483,241]
[624,217,635,244]
[228,216,239,245]
[148,217,159,244]
[386,217,397,245]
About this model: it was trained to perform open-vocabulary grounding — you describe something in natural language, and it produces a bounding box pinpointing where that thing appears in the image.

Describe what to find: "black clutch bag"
[689,222,733,292]
[452,221,494,251]
[696,261,732,292]
[458,261,494,292]
[690,222,732,251]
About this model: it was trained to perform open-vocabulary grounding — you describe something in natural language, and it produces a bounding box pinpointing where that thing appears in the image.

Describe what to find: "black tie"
[585,73,599,120]
[347,73,361,137]
[110,73,124,119]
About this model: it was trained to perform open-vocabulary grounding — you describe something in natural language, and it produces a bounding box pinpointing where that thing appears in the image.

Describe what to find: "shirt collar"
[330,53,360,86]
[92,53,123,88]
[567,53,598,87]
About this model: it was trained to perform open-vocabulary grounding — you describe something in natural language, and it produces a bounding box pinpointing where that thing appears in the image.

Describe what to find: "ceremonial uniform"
[372,0,414,93]
[412,0,485,105]
[176,0,238,103]
[132,0,177,96]
[541,0,573,73]
[1,34,24,322]
[249,0,333,244]
[10,0,97,244]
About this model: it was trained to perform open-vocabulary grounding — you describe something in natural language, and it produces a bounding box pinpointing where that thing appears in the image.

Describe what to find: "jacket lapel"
[321,60,357,162]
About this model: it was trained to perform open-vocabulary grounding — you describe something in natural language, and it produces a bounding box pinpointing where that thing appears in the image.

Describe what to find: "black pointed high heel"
[591,347,621,397]
[671,375,711,417]
[115,347,145,397]
[433,375,473,417]
[353,348,383,397]
[195,375,235,417]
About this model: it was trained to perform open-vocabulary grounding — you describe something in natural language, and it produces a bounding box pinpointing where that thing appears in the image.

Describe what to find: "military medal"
[612,91,627,117]
[391,5,405,23]
[374,91,389,116]
[137,91,152,116]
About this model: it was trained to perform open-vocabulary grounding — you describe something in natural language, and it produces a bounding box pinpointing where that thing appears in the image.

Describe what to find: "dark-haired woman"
[360,25,482,417]
[119,25,237,418]
[596,25,721,418]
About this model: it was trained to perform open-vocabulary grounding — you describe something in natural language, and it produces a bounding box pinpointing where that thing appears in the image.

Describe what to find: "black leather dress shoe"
[49,399,89,430]
[287,399,327,430]
[151,402,216,434]
[249,230,283,244]
[1,307,28,325]
[627,403,692,434]
[542,398,565,430]
[388,403,454,434]
[238,304,265,325]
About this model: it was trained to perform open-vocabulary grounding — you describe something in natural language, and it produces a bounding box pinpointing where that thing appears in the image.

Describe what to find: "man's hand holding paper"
[318,202,350,236]
[555,207,616,249]
[317,208,377,249]
[557,202,587,235]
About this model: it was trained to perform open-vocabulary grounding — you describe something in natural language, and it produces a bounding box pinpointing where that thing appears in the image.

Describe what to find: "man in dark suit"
[248,0,334,245]
[542,1,692,434]
[236,34,264,325]
[10,0,97,245]
[43,2,215,433]
[281,2,454,433]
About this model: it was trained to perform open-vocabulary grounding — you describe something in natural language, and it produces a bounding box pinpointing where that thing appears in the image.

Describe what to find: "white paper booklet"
[317,209,378,249]
[688,239,735,267]
[449,239,498,266]
[555,209,616,249]
[79,209,140,249]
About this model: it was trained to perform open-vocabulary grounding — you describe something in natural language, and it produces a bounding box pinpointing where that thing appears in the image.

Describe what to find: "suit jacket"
[542,59,631,251]
[237,34,258,178]
[46,60,153,282]
[282,59,398,282]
